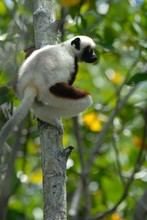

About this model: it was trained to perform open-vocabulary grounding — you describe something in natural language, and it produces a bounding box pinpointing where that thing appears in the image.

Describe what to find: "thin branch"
[111,132,126,186]
[89,107,147,220]
[132,109,147,220]
[68,182,82,219]
[88,85,138,170]
[0,118,26,220]
[133,189,147,220]
[96,49,141,112]
[115,49,141,98]
[72,117,91,219]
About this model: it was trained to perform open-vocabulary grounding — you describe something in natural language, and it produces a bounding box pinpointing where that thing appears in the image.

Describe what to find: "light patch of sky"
[129,0,144,6]
[4,0,25,9]
[3,0,14,9]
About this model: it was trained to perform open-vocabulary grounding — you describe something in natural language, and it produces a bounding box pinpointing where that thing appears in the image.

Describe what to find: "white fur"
[17,36,95,122]
[0,36,95,146]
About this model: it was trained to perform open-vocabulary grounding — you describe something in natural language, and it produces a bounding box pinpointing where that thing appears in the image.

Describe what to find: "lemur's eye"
[87,46,93,55]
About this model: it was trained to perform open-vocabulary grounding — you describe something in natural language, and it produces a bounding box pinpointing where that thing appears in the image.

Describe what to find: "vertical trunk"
[38,122,73,220]
[32,1,73,219]
[33,0,56,48]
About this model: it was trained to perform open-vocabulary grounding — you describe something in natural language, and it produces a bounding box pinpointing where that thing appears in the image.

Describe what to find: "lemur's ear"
[71,37,81,50]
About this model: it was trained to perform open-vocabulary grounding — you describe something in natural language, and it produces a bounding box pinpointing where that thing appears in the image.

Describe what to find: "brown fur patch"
[50,83,89,99]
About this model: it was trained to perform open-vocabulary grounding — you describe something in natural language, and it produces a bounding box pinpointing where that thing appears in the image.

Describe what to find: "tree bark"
[33,0,56,48]
[32,1,73,219]
[38,122,73,220]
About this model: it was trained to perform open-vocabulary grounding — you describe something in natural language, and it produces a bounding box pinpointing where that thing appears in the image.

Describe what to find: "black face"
[81,45,97,63]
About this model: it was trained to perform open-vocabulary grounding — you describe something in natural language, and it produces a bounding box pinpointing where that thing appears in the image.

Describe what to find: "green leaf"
[0,1,7,16]
[104,26,117,46]
[0,86,15,105]
[127,73,147,85]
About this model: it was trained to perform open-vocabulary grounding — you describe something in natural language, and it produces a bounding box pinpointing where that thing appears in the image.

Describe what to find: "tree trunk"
[32,1,73,219]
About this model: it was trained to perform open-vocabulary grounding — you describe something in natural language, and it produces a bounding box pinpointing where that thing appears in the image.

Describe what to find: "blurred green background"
[0,0,147,219]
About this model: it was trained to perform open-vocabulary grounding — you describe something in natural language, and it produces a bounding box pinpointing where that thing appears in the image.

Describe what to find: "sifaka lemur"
[0,36,97,148]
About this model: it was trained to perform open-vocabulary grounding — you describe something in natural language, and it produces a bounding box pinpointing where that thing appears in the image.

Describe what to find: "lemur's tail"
[0,87,36,153]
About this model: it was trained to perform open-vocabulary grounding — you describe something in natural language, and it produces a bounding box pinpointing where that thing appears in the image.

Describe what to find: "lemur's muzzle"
[86,53,97,63]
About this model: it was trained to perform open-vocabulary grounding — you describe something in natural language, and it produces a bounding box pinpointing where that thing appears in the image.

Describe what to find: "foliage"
[0,0,147,219]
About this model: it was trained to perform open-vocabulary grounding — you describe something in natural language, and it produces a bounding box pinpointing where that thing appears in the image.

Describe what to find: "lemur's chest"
[68,57,78,85]
[51,53,78,85]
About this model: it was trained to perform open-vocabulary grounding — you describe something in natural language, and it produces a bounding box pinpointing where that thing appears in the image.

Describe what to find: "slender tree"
[32,0,73,219]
